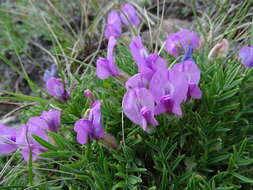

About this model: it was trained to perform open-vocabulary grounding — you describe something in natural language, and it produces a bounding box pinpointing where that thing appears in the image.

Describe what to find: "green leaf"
[127,175,142,185]
[232,172,253,183]
[39,151,76,158]
[32,135,58,151]
[112,181,126,190]
[48,131,66,150]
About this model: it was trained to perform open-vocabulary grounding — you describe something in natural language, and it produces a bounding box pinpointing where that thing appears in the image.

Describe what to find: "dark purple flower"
[16,124,48,162]
[238,46,253,67]
[129,36,149,72]
[74,100,104,144]
[120,4,140,26]
[41,110,61,133]
[46,77,70,101]
[166,29,200,57]
[96,36,120,79]
[43,64,57,82]
[122,88,158,131]
[172,60,202,99]
[0,124,18,154]
[105,11,122,38]
[150,69,188,115]
[182,45,194,62]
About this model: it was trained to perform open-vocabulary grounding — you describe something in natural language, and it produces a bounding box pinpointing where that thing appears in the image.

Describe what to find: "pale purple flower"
[150,69,188,115]
[120,4,140,26]
[16,124,48,162]
[96,36,120,79]
[238,46,253,67]
[172,60,202,99]
[0,124,18,154]
[129,36,149,72]
[43,64,57,82]
[125,54,167,89]
[46,77,70,101]
[142,53,167,81]
[105,11,122,38]
[74,100,104,144]
[122,88,158,131]
[166,29,200,57]
[41,110,61,133]
[125,73,149,89]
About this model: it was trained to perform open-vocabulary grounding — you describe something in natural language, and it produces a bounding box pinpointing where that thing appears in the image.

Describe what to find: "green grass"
[1,0,253,189]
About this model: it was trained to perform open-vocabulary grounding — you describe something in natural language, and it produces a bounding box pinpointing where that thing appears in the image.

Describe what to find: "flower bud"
[83,89,96,104]
[208,39,229,60]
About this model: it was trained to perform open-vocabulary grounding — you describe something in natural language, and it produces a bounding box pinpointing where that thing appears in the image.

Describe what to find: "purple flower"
[166,29,200,57]
[105,11,122,38]
[96,36,120,79]
[74,100,104,144]
[46,77,70,101]
[0,124,18,154]
[125,73,149,89]
[43,64,57,82]
[120,4,140,26]
[125,54,166,89]
[150,69,188,115]
[129,36,149,72]
[41,110,61,133]
[142,53,167,81]
[238,46,253,67]
[122,88,158,131]
[172,61,202,99]
[16,124,48,162]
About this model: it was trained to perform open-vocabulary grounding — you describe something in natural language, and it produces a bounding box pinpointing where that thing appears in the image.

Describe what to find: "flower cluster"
[2,3,253,163]
[0,110,61,161]
[96,4,202,132]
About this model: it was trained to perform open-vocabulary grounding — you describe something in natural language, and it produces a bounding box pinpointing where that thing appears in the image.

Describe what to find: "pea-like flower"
[125,73,149,89]
[46,77,70,101]
[150,69,188,115]
[172,60,202,99]
[120,3,140,27]
[16,124,48,162]
[16,110,61,161]
[166,29,200,57]
[74,100,104,144]
[125,53,167,89]
[0,124,18,154]
[122,88,158,132]
[105,11,122,38]
[129,36,149,72]
[41,110,61,133]
[142,53,167,81]
[238,46,253,68]
[96,36,120,79]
